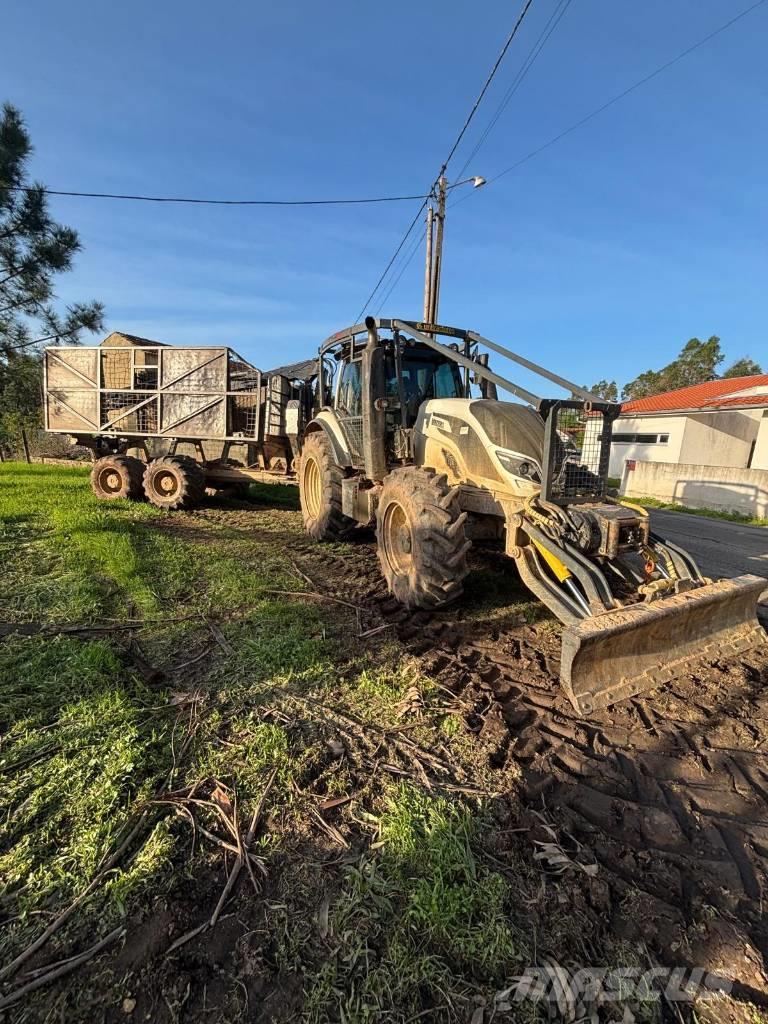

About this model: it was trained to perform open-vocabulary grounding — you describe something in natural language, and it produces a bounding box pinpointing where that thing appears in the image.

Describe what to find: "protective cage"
[540,400,620,504]
[44,345,270,442]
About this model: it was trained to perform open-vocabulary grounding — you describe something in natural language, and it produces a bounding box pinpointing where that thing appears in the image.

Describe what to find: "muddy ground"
[183,500,768,1006]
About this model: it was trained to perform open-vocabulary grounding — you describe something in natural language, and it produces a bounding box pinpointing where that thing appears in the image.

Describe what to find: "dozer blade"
[560,574,767,716]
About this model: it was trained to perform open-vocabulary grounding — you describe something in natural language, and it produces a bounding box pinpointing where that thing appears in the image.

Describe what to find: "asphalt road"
[649,508,767,582]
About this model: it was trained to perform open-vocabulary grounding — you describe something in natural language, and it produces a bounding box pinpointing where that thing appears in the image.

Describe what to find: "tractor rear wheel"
[143,455,205,510]
[376,466,471,609]
[299,430,353,540]
[90,455,145,501]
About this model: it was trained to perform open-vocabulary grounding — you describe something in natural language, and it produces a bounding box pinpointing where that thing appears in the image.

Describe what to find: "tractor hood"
[413,398,544,495]
[468,400,544,461]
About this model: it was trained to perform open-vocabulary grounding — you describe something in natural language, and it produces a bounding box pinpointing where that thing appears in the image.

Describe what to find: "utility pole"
[422,205,434,324]
[428,175,447,326]
[421,174,485,328]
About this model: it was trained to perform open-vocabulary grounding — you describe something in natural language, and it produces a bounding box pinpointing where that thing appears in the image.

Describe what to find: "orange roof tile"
[621,374,768,414]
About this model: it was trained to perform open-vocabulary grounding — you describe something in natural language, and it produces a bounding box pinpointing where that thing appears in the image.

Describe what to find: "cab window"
[337,359,362,416]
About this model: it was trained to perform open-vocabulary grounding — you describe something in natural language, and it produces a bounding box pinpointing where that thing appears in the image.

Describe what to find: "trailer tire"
[376,466,471,609]
[299,431,353,540]
[90,455,145,501]
[143,455,206,510]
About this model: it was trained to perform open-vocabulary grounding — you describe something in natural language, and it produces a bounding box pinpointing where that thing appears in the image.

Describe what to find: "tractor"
[298,318,766,714]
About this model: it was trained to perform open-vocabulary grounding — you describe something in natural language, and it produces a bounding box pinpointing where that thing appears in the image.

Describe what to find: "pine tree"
[0,102,104,357]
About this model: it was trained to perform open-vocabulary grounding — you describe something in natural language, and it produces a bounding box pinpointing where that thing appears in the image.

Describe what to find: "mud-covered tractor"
[298,318,766,714]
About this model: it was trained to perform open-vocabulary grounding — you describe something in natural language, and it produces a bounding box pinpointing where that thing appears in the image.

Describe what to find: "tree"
[722,357,763,379]
[1,103,104,356]
[622,336,723,400]
[0,103,103,441]
[587,379,618,402]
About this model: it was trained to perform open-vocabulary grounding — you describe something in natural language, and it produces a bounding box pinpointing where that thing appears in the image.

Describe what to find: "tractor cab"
[316,320,486,474]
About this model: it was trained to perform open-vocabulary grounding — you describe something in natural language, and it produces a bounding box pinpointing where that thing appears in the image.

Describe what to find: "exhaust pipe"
[362,316,387,482]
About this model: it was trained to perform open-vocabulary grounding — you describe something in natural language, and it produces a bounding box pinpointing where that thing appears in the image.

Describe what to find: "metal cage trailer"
[44,340,313,507]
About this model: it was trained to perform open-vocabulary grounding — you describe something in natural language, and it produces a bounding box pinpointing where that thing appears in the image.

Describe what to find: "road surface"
[649,508,767,581]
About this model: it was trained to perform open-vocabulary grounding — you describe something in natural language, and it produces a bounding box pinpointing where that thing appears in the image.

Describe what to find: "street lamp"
[423,174,486,326]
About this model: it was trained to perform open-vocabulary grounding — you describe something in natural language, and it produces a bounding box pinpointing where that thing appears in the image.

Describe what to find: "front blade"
[561,574,767,715]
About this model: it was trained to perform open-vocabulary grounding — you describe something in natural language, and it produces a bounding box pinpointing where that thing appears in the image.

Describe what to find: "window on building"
[612,431,669,444]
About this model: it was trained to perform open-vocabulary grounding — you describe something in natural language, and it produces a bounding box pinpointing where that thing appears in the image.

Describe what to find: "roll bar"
[317,318,601,410]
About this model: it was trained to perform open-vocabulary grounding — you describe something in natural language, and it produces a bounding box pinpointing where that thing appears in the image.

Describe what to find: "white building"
[608,374,768,479]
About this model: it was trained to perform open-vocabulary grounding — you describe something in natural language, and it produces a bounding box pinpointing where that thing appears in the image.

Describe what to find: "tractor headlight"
[495,451,541,481]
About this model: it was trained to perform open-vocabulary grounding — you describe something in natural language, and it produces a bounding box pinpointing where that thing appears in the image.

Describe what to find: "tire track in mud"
[180,505,768,986]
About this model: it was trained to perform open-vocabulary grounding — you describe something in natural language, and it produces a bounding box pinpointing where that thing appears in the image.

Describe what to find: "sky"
[3,0,767,394]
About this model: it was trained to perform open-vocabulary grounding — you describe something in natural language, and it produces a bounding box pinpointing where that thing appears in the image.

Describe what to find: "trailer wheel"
[376,467,471,609]
[143,455,205,510]
[299,431,353,540]
[90,455,145,501]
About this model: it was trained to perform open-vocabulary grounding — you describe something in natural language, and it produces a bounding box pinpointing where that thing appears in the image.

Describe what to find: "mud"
[183,503,768,994]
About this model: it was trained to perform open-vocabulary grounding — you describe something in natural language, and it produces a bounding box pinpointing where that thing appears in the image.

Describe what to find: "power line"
[388,0,765,309]
[439,0,535,177]
[374,229,425,316]
[354,200,430,322]
[355,0,538,319]
[2,184,433,206]
[491,0,768,184]
[455,0,573,182]
[444,0,767,219]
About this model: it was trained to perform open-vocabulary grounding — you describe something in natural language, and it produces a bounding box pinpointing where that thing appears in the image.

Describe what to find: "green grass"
[305,784,526,1022]
[0,462,328,978]
[624,493,768,527]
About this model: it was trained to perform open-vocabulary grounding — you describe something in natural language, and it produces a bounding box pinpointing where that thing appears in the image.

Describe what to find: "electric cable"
[355,0,537,318]
[2,184,433,206]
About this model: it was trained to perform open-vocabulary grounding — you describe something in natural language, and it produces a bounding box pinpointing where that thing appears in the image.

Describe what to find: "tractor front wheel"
[90,455,145,501]
[376,467,470,609]
[299,431,354,540]
[143,456,205,510]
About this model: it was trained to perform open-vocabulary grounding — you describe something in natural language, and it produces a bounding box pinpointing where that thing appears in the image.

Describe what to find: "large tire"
[299,430,354,540]
[376,466,471,609]
[143,455,205,510]
[90,455,145,501]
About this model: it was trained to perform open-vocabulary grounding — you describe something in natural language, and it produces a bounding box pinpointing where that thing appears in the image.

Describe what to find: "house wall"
[750,412,768,470]
[607,415,685,478]
[679,410,761,468]
[622,460,768,518]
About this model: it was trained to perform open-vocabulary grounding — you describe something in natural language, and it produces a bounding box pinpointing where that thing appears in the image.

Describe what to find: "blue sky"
[3,0,766,392]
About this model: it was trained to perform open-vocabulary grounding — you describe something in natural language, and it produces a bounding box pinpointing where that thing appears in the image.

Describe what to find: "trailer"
[44,333,314,506]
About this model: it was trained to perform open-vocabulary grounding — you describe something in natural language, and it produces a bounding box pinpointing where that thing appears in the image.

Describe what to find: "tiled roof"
[621,375,768,414]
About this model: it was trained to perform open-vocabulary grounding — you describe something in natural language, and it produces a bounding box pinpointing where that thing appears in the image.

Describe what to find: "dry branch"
[0,926,125,1011]
[263,589,363,612]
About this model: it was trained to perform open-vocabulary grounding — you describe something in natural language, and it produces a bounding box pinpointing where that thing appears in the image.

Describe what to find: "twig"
[288,558,315,588]
[246,767,278,845]
[263,590,363,612]
[308,806,349,849]
[358,623,394,639]
[0,926,125,1011]
[209,769,277,927]
[207,619,234,657]
[171,645,213,672]
[165,921,209,955]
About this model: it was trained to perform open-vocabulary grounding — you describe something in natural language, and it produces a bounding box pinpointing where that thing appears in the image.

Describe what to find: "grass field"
[1,463,761,1023]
